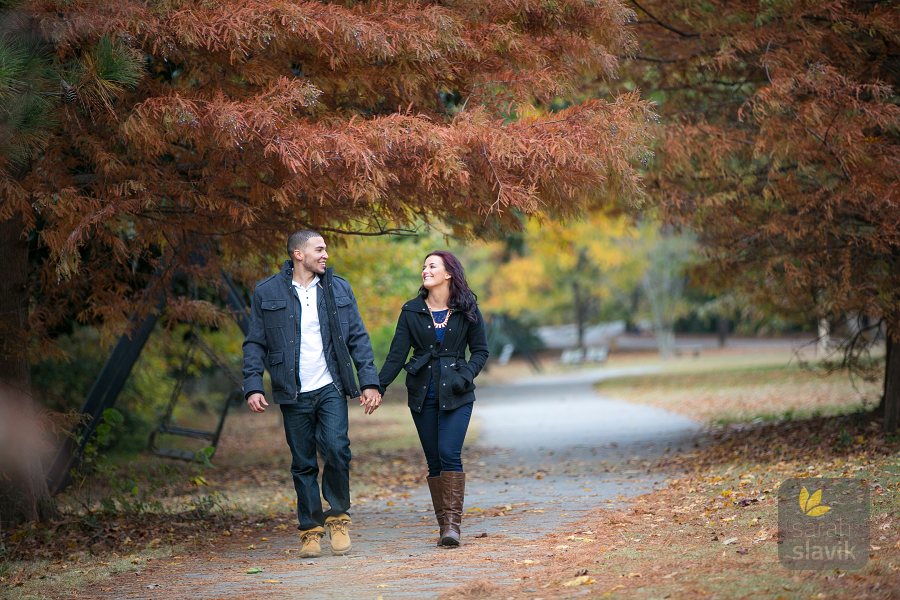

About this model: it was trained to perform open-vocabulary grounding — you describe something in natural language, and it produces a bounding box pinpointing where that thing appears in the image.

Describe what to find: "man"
[242,230,382,558]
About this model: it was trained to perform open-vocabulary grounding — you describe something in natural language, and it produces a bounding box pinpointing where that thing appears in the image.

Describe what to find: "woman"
[375,251,489,547]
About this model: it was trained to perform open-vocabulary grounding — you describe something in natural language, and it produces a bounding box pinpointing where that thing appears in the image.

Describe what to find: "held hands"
[247,392,269,413]
[359,388,382,415]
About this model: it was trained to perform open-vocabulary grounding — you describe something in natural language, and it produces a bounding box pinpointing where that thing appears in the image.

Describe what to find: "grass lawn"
[595,362,882,425]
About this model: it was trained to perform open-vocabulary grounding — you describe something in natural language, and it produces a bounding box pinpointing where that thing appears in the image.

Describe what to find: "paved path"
[108,367,701,599]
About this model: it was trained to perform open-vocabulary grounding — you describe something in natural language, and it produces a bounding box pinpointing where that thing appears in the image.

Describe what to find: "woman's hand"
[360,388,383,415]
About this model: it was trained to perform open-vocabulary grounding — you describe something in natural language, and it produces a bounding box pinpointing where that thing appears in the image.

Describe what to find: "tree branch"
[630,1,700,38]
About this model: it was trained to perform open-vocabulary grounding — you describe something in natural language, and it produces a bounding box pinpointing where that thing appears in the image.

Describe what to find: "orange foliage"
[4,0,656,347]
[626,0,899,332]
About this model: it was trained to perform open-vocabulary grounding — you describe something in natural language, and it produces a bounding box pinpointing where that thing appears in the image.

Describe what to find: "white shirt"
[292,277,334,393]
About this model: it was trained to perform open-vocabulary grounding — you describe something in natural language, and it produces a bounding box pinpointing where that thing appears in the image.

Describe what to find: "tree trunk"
[716,314,729,348]
[0,215,29,391]
[883,328,899,433]
[0,214,56,527]
[817,318,830,357]
[573,280,586,354]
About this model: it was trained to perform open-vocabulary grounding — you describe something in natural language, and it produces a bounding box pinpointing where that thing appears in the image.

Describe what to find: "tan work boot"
[299,526,325,558]
[324,514,352,555]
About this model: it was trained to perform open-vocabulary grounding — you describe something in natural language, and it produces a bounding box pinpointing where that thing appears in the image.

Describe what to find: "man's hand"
[247,392,269,413]
[360,388,382,415]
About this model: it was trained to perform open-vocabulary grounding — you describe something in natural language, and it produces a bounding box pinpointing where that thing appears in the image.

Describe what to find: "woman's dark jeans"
[411,394,473,477]
[280,383,351,531]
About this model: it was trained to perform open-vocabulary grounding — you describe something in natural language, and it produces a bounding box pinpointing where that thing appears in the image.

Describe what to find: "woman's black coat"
[379,295,490,412]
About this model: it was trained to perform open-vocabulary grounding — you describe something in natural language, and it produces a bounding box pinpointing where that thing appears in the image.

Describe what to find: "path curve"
[103,366,701,599]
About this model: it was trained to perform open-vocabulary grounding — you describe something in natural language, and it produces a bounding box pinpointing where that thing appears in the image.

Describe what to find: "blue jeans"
[280,383,351,531]
[411,394,473,477]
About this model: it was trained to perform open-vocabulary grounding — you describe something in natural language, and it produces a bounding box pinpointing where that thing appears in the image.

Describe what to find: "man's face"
[296,236,328,274]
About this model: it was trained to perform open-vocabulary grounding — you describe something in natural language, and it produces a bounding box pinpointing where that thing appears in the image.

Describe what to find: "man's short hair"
[287,229,323,257]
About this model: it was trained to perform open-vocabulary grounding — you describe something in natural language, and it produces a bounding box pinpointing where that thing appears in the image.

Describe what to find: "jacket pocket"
[335,295,352,337]
[261,299,288,328]
[267,351,286,392]
[449,359,475,394]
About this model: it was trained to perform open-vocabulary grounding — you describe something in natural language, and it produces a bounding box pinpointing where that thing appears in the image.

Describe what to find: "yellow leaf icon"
[807,489,823,510]
[799,486,830,517]
[806,505,831,517]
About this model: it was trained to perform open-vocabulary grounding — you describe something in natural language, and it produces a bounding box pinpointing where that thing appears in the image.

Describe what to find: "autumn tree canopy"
[1,0,656,360]
[621,0,899,428]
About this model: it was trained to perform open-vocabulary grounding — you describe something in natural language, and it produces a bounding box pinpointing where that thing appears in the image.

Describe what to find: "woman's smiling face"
[422,255,451,289]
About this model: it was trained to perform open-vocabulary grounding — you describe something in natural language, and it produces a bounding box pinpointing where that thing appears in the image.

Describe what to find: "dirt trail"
[96,367,702,599]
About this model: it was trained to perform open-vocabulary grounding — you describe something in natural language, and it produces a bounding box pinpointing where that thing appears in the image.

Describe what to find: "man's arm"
[242,287,268,411]
[342,285,380,390]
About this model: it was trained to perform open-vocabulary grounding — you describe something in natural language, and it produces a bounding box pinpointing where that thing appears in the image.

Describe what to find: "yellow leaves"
[562,575,595,587]
[478,256,548,317]
[799,486,831,517]
[479,209,648,319]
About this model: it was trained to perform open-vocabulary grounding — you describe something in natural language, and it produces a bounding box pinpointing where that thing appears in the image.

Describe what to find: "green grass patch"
[595,363,882,426]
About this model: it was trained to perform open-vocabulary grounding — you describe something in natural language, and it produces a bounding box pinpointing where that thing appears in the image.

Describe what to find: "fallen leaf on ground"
[562,575,595,587]
[246,567,263,574]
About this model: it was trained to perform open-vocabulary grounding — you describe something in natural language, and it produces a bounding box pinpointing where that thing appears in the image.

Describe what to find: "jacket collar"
[279,260,330,288]
[402,294,430,314]
[403,293,456,318]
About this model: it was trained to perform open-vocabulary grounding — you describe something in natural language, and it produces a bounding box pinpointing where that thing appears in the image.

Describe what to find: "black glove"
[450,370,474,394]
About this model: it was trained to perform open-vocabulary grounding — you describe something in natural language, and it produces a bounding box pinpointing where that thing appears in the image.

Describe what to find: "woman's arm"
[378,310,413,391]
[461,307,489,382]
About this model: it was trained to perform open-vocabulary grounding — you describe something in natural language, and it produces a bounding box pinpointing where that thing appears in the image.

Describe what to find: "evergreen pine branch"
[90,36,143,90]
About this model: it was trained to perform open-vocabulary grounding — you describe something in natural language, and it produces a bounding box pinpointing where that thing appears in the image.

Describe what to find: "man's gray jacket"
[242,261,379,403]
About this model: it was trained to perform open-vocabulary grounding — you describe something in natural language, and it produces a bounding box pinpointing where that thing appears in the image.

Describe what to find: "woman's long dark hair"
[418,250,479,322]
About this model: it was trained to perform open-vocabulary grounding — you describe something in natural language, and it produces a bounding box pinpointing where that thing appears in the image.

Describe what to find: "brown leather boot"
[440,471,465,547]
[427,476,447,545]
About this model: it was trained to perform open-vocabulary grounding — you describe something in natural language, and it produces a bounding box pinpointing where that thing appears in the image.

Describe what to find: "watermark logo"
[778,478,868,570]
[798,486,830,517]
